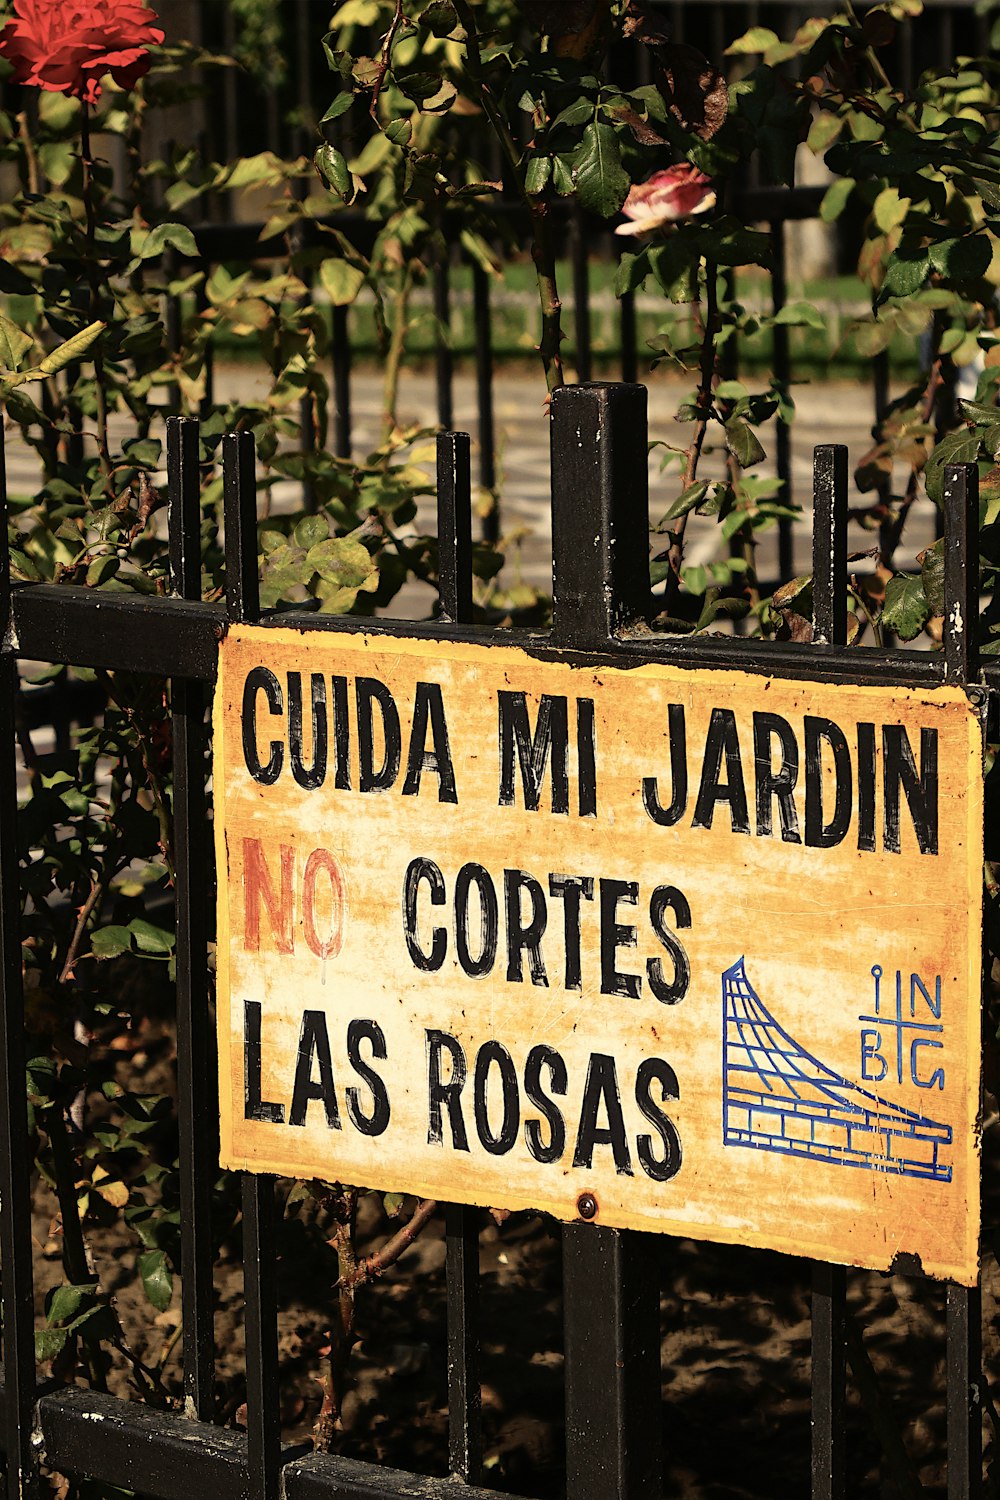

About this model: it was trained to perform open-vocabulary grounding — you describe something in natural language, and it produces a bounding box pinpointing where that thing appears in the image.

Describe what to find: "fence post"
[550,383,661,1499]
[550,382,650,649]
[0,425,38,1499]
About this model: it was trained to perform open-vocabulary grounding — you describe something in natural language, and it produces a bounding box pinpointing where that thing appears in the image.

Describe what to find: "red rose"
[0,0,163,106]
[615,164,716,238]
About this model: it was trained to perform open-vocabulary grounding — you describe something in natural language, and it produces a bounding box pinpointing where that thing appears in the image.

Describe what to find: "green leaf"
[35,1326,68,1362]
[295,514,329,549]
[661,482,709,523]
[773,301,827,330]
[919,538,946,616]
[820,177,855,223]
[319,258,366,306]
[882,573,930,641]
[806,113,843,153]
[314,144,352,199]
[384,117,411,146]
[873,186,910,235]
[91,925,132,960]
[321,93,354,123]
[726,26,781,55]
[724,417,766,468]
[572,122,630,219]
[0,312,34,373]
[127,919,174,955]
[524,155,551,195]
[6,320,104,386]
[419,0,458,36]
[880,248,929,301]
[138,1249,173,1313]
[136,222,199,261]
[928,235,993,285]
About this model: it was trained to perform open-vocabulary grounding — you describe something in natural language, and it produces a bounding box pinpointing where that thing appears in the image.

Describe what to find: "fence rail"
[0,381,991,1498]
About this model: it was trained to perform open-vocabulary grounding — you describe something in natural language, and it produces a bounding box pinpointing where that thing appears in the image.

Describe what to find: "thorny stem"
[369,0,406,122]
[80,106,112,480]
[340,1197,438,1293]
[454,0,565,392]
[383,261,416,440]
[663,260,720,610]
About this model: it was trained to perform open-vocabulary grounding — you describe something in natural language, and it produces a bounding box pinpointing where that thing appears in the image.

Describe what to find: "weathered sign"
[214,625,984,1284]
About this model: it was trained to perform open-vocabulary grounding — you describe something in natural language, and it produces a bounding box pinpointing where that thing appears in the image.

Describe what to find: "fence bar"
[571,210,592,383]
[223,432,281,1498]
[943,463,979,683]
[242,1177,282,1500]
[563,1226,661,1499]
[946,1283,983,1500]
[811,1261,847,1500]
[812,445,848,647]
[620,290,637,385]
[472,262,498,544]
[223,431,259,626]
[771,219,793,581]
[437,432,473,625]
[550,383,650,648]
[0,424,37,1499]
[445,1204,482,1482]
[167,417,216,1421]
[434,242,454,432]
[332,305,352,461]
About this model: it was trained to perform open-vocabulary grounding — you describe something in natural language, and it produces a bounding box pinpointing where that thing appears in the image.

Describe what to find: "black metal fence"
[0,381,991,1498]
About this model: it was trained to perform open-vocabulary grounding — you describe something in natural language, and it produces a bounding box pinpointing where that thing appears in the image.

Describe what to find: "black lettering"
[577,698,597,817]
[642,703,688,827]
[692,708,750,833]
[498,691,569,814]
[647,886,691,1005]
[346,1020,390,1137]
[573,1053,632,1174]
[752,711,800,842]
[288,672,328,791]
[635,1058,682,1182]
[454,862,499,978]
[402,858,447,972]
[426,1029,469,1150]
[524,1044,567,1165]
[473,1041,519,1155]
[600,878,640,999]
[357,677,401,792]
[504,868,548,986]
[289,1010,340,1129]
[548,873,594,991]
[883,725,938,855]
[331,674,351,790]
[402,681,458,803]
[243,1000,285,1123]
[242,667,283,785]
[804,716,852,848]
[857,721,877,852]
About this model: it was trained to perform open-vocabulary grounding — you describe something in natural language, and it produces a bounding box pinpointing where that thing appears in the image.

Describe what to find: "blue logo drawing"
[721,958,952,1182]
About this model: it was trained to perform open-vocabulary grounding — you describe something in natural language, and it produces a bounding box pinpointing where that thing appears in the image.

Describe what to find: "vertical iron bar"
[571,209,592,384]
[943,463,979,683]
[437,433,473,625]
[947,1282,983,1500]
[551,381,660,1497]
[223,431,281,1499]
[771,219,793,580]
[0,424,38,1499]
[620,289,637,385]
[242,1176,282,1500]
[472,263,498,545]
[434,237,454,432]
[811,1261,847,1500]
[167,417,216,1422]
[550,383,650,648]
[332,304,352,461]
[223,431,260,627]
[446,1203,482,1481]
[564,1226,661,1500]
[812,445,848,647]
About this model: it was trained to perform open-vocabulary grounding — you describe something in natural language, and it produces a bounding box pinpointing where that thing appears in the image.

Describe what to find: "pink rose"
[615,164,716,237]
[0,0,164,106]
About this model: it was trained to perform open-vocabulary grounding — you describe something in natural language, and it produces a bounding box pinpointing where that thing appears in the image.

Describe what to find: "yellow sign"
[214,626,983,1284]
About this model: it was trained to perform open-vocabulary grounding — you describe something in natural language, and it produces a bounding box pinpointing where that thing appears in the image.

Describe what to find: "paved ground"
[3,366,935,621]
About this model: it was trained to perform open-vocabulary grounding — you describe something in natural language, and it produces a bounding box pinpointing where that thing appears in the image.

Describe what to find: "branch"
[370,0,406,122]
[339,1198,438,1292]
[662,259,719,609]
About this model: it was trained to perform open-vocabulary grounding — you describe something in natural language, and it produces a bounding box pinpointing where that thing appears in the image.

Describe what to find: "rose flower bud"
[614,164,716,238]
[0,0,164,106]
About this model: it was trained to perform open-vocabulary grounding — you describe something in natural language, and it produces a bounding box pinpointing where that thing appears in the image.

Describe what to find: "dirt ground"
[29,1005,1000,1500]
